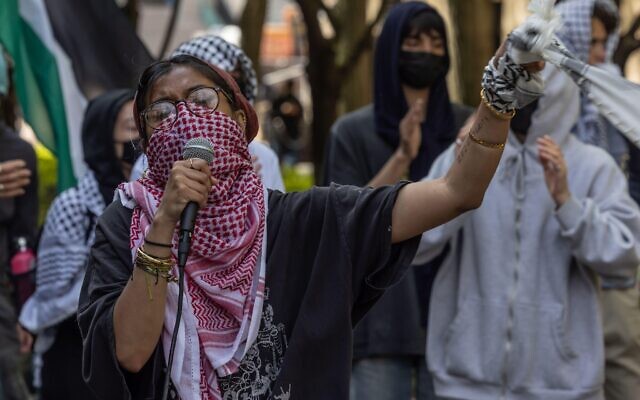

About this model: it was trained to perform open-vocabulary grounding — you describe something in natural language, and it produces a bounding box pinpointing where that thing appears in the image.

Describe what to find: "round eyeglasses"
[141,87,233,131]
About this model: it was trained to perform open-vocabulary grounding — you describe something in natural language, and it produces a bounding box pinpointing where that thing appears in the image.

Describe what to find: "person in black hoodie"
[19,89,138,399]
[323,2,471,399]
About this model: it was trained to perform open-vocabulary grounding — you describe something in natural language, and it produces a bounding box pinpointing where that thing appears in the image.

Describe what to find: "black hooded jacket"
[323,2,473,359]
[82,89,135,205]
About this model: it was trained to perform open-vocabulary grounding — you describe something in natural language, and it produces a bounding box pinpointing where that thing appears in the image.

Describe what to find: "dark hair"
[0,56,18,130]
[592,2,618,35]
[135,54,238,142]
[401,9,447,44]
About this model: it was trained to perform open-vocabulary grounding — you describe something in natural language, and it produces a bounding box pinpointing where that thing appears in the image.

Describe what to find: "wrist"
[554,191,571,208]
[149,210,176,240]
[393,148,413,165]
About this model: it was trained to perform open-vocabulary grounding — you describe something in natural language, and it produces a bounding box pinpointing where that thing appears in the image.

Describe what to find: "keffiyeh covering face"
[118,105,266,400]
[172,35,258,103]
[555,0,620,148]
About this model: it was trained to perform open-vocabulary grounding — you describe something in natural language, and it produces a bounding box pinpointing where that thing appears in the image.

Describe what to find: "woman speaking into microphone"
[77,33,544,399]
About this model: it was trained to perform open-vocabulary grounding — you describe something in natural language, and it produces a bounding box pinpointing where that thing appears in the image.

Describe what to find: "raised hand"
[397,98,423,161]
[0,159,31,198]
[537,135,570,207]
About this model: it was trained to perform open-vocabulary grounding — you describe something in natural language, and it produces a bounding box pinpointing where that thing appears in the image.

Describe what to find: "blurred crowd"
[1,0,639,399]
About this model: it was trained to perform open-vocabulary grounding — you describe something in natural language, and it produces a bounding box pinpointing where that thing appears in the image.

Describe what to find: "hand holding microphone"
[154,143,216,226]
[149,139,216,263]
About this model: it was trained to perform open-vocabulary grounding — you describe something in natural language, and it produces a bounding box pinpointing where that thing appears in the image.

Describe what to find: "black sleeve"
[330,183,421,320]
[8,140,38,248]
[325,122,369,186]
[77,202,164,400]
[269,183,420,323]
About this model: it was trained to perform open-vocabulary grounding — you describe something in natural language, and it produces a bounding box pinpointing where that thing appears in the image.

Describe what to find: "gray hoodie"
[415,65,640,400]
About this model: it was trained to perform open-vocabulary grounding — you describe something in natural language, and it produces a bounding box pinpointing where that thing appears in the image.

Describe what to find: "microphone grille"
[182,137,214,163]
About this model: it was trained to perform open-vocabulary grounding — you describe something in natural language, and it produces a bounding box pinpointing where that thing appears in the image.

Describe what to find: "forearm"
[558,196,640,276]
[443,103,509,208]
[391,104,508,243]
[367,151,411,188]
[113,215,174,373]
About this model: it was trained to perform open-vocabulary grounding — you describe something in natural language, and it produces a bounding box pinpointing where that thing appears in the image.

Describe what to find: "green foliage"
[35,143,57,227]
[282,162,314,192]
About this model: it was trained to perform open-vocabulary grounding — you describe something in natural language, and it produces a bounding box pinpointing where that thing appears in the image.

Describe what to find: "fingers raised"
[0,159,27,173]
[0,167,31,184]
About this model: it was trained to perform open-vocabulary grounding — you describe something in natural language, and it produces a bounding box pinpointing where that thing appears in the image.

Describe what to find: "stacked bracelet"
[134,246,176,300]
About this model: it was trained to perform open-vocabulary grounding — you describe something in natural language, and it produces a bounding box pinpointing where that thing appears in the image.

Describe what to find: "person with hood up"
[413,63,640,400]
[19,90,138,399]
[555,1,640,398]
[323,3,472,398]
[131,35,285,192]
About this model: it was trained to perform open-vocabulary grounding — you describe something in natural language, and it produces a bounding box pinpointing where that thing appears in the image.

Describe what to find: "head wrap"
[556,0,619,64]
[133,60,259,144]
[82,89,135,204]
[172,35,258,103]
[374,1,455,181]
[555,0,620,149]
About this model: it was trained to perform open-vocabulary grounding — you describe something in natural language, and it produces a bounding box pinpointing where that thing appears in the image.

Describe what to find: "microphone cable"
[161,137,213,400]
[161,257,186,400]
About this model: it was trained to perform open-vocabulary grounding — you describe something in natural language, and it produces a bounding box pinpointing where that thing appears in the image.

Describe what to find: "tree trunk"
[158,0,182,59]
[306,41,340,182]
[449,0,499,105]
[337,0,371,115]
[240,0,268,78]
[296,0,390,181]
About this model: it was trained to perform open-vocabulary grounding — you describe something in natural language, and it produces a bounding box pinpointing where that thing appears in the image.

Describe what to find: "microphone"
[178,137,214,268]
[163,137,214,400]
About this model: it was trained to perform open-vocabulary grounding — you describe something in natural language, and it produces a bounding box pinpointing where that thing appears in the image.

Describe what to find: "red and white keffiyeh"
[118,106,266,400]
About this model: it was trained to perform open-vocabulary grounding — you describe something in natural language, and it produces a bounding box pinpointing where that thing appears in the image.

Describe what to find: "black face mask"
[398,51,447,89]
[510,99,539,137]
[118,138,141,166]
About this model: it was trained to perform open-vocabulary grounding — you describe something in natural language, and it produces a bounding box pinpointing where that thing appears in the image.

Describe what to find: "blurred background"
[103,0,640,184]
[3,0,640,215]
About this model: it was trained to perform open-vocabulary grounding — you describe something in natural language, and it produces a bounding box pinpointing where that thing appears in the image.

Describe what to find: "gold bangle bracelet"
[134,263,176,301]
[136,256,173,274]
[480,88,516,120]
[468,130,505,150]
[135,262,177,282]
[137,246,173,268]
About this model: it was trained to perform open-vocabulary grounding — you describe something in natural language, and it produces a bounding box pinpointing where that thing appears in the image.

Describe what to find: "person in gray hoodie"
[414,63,640,400]
[555,2,640,398]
